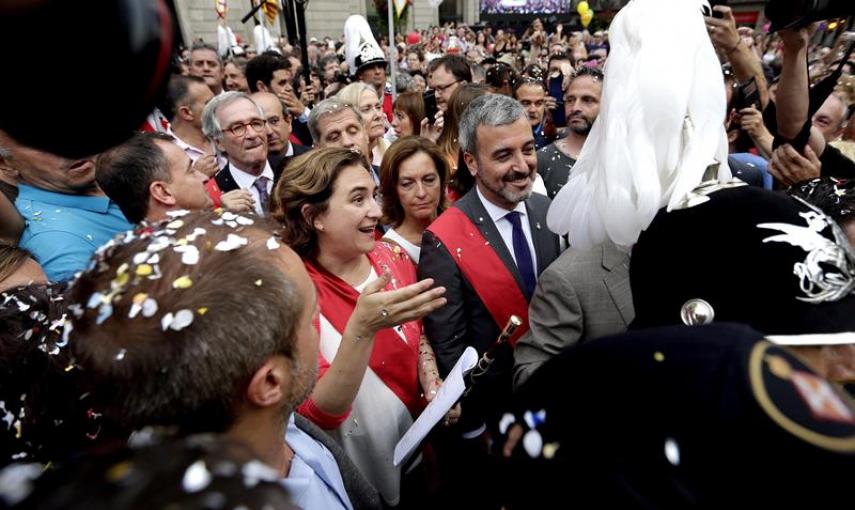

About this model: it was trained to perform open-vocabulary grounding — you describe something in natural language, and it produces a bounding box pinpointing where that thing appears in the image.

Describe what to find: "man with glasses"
[427,55,472,112]
[202,92,273,216]
[251,91,310,173]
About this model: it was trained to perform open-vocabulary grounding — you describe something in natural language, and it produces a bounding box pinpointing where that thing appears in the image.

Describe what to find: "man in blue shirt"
[0,129,133,281]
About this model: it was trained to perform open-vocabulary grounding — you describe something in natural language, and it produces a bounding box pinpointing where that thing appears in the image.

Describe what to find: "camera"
[765,0,854,32]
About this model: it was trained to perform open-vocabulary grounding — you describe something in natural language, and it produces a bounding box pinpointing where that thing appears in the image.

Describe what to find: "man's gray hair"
[307,98,363,144]
[458,93,527,155]
[201,91,265,141]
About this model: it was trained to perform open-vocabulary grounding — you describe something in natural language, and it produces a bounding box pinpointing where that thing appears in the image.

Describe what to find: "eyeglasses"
[433,80,461,93]
[226,119,266,137]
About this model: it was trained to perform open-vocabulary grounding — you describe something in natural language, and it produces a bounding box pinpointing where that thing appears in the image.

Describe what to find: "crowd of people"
[1,1,855,508]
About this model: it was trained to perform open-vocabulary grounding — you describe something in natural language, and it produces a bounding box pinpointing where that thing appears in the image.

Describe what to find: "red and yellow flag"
[215,0,228,20]
[260,0,279,25]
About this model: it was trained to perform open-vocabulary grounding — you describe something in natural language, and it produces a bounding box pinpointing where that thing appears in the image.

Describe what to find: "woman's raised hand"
[351,270,447,335]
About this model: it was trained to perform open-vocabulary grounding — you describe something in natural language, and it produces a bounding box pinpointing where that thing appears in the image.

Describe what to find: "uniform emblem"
[749,342,855,453]
[757,201,855,304]
[790,370,855,424]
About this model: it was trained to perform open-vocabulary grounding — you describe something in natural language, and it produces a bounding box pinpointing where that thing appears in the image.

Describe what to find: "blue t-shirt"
[281,414,354,510]
[16,184,133,282]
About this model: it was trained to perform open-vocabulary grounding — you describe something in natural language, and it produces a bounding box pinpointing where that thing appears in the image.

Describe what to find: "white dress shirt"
[476,185,537,274]
[228,161,275,216]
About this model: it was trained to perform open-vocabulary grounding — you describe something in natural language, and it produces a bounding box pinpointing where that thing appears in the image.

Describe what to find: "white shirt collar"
[170,132,207,156]
[285,142,294,157]
[476,184,527,223]
[230,160,274,189]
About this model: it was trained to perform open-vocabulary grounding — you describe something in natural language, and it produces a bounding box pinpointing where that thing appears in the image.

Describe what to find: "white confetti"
[499,413,516,435]
[146,237,170,252]
[236,215,254,225]
[266,237,280,250]
[171,309,194,330]
[161,312,173,331]
[182,460,212,493]
[166,209,191,218]
[185,227,207,242]
[141,298,158,318]
[664,438,680,466]
[241,460,279,488]
[214,234,248,252]
[174,245,200,265]
[86,292,103,309]
[115,348,127,361]
[523,430,543,458]
[95,303,113,325]
[162,309,195,332]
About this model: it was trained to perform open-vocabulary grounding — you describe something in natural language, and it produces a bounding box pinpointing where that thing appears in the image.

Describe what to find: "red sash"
[428,208,530,345]
[205,179,223,209]
[305,242,425,417]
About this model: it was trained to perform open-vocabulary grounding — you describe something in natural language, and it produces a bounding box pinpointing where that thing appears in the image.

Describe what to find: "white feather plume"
[344,15,380,74]
[546,0,731,250]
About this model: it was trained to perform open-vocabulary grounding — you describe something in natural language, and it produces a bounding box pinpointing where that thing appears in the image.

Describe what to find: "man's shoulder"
[550,244,604,271]
[525,191,552,212]
[292,143,311,156]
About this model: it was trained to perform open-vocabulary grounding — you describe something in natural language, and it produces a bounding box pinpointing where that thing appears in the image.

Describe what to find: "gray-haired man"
[202,91,272,215]
[308,97,375,181]
[416,92,562,508]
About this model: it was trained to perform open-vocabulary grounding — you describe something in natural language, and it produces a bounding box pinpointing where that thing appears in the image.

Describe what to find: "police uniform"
[504,323,855,509]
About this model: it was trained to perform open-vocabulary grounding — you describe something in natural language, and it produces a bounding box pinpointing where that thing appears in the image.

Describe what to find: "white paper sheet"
[393,346,479,466]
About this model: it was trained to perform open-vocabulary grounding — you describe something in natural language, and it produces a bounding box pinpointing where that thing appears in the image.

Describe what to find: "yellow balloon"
[576,1,589,16]
[581,9,594,27]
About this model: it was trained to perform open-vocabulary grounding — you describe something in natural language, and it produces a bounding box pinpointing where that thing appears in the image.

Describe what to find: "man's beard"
[478,167,534,205]
[568,114,594,135]
[284,357,318,414]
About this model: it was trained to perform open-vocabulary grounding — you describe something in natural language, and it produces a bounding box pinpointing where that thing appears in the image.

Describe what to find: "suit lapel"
[601,241,633,326]
[525,198,554,276]
[457,190,527,297]
[214,163,240,193]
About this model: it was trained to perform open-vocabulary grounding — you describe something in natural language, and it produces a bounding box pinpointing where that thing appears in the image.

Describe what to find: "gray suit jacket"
[294,414,382,510]
[513,240,635,390]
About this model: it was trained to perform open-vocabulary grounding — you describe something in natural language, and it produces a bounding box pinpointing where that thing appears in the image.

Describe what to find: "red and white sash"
[304,242,425,417]
[428,207,530,345]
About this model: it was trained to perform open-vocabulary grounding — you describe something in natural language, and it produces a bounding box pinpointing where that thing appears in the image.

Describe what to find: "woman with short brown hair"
[272,147,448,506]
[380,136,449,263]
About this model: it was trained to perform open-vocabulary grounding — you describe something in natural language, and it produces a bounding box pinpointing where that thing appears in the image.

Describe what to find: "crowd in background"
[1,3,855,509]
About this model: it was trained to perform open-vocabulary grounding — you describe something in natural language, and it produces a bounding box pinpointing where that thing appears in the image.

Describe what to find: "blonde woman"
[337,82,390,167]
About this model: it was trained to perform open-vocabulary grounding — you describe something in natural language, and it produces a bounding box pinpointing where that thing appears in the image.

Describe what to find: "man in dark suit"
[251,91,311,173]
[419,93,562,376]
[418,92,562,509]
[201,91,273,216]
